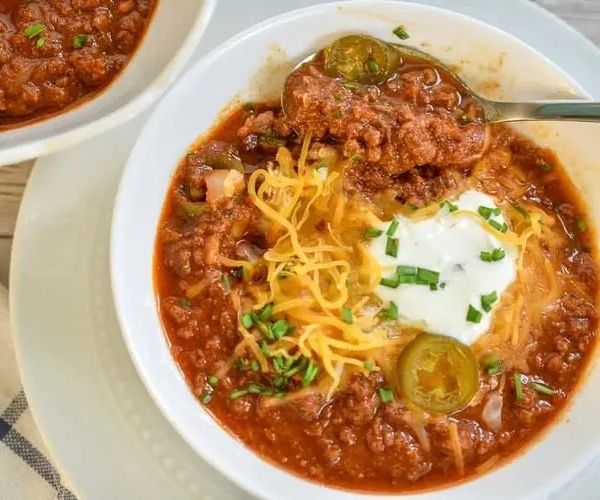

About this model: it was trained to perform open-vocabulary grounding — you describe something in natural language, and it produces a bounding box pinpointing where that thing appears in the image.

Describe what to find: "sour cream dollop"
[369,190,517,345]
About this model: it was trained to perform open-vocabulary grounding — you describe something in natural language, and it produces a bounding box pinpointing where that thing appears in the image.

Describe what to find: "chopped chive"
[386,219,400,236]
[341,306,354,324]
[377,301,399,321]
[407,203,419,211]
[489,219,508,233]
[258,303,273,321]
[480,247,505,262]
[512,203,530,219]
[441,200,458,212]
[364,228,383,239]
[270,319,291,340]
[73,34,88,49]
[260,340,270,358]
[385,237,399,258]
[378,387,395,404]
[342,81,359,90]
[392,25,410,40]
[478,206,493,220]
[302,359,319,387]
[367,59,380,73]
[397,275,417,284]
[396,265,417,277]
[429,283,438,291]
[577,219,587,232]
[481,355,503,375]
[514,373,524,401]
[380,276,400,288]
[250,359,260,372]
[179,298,192,309]
[480,291,498,312]
[35,36,45,48]
[532,382,556,396]
[539,162,552,173]
[416,267,439,285]
[24,22,45,38]
[363,360,374,371]
[241,313,254,329]
[255,320,271,339]
[221,274,231,291]
[233,357,246,371]
[208,375,218,386]
[229,389,249,399]
[200,391,212,404]
[466,304,482,323]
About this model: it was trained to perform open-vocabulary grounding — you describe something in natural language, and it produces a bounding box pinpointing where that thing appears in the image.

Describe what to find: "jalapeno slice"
[397,334,479,414]
[323,35,400,85]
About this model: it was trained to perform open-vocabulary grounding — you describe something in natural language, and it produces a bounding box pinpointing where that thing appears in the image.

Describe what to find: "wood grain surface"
[0,0,599,287]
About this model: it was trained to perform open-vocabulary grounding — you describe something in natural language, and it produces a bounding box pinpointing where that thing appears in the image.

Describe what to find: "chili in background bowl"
[111,1,600,499]
[0,0,216,167]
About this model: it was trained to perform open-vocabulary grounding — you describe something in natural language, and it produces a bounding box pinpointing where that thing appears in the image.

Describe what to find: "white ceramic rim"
[111,1,598,499]
[1,0,216,166]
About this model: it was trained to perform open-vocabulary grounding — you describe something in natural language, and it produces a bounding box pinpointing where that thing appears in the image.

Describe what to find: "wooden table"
[0,0,599,287]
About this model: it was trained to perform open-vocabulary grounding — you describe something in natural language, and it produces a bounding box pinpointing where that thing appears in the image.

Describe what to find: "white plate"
[0,0,216,167]
[9,1,600,499]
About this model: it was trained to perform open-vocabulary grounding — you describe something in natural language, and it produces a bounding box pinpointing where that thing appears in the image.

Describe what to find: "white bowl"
[111,1,600,499]
[0,0,216,167]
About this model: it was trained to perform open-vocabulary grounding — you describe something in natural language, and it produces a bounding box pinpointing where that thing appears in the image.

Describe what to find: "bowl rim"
[1,0,217,166]
[110,1,598,499]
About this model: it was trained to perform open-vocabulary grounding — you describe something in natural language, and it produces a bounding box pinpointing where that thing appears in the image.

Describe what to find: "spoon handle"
[482,100,600,123]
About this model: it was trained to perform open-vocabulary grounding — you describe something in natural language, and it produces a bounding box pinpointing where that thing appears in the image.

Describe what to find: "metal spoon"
[282,43,600,124]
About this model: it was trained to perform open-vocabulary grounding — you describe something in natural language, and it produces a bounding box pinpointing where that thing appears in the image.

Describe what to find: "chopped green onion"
[378,387,395,404]
[397,275,417,284]
[241,313,254,329]
[367,59,380,73]
[577,219,588,232]
[489,219,508,233]
[396,265,417,277]
[466,304,482,323]
[259,133,287,147]
[429,283,438,291]
[258,303,273,321]
[364,227,383,239]
[24,23,45,39]
[349,154,363,162]
[480,247,505,262]
[208,375,218,386]
[441,200,458,212]
[221,274,231,291]
[531,382,555,396]
[539,162,552,173]
[302,359,319,387]
[270,319,291,340]
[255,320,270,338]
[378,301,399,321]
[380,276,400,288]
[229,389,249,399]
[342,82,358,90]
[416,267,440,285]
[512,203,530,219]
[179,298,192,309]
[341,307,354,324]
[407,203,419,211]
[514,373,524,401]
[260,340,270,358]
[392,25,410,40]
[35,36,45,48]
[363,360,374,371]
[200,391,212,404]
[385,237,399,258]
[477,206,501,220]
[481,355,503,375]
[480,291,498,312]
[233,357,247,371]
[386,219,400,236]
[250,359,260,372]
[73,34,88,49]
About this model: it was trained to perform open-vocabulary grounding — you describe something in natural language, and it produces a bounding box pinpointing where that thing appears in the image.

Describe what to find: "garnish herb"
[377,301,399,321]
[512,203,530,219]
[250,359,260,372]
[342,82,359,90]
[233,357,247,371]
[73,34,88,49]
[367,58,380,74]
[416,267,439,286]
[380,276,400,288]
[302,359,319,387]
[260,340,270,358]
[200,391,212,404]
[480,291,498,312]
[341,306,354,324]
[480,247,505,262]
[363,360,374,371]
[364,228,383,239]
[258,303,273,321]
[489,219,508,233]
[378,387,395,403]
[269,319,291,340]
[477,206,501,220]
[208,375,218,386]
[385,237,399,258]
[513,373,524,401]
[35,36,45,48]
[241,312,254,329]
[481,355,503,376]
[531,382,555,396]
[229,389,249,399]
[441,200,458,212]
[386,219,400,236]
[24,22,45,39]
[466,304,482,323]
[393,25,410,40]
